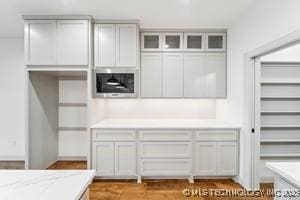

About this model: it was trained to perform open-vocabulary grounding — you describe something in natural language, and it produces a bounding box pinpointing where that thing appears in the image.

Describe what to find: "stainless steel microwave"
[93,68,138,98]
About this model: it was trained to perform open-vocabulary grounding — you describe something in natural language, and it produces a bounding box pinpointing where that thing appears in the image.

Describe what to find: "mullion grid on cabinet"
[260,62,300,159]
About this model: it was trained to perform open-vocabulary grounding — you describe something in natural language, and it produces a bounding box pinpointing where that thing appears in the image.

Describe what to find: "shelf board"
[260,154,300,158]
[26,67,89,72]
[261,111,300,115]
[58,127,87,131]
[261,80,300,85]
[261,139,300,143]
[261,96,300,100]
[59,103,87,107]
[261,125,300,129]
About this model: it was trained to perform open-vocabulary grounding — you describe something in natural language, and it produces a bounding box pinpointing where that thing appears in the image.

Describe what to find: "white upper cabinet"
[162,53,184,97]
[25,20,56,65]
[184,53,206,97]
[94,24,116,67]
[94,23,138,68]
[141,32,162,52]
[163,33,183,51]
[140,30,227,98]
[116,24,137,67]
[184,53,226,98]
[57,20,88,65]
[205,33,226,52]
[141,53,162,97]
[184,33,204,52]
[205,53,226,97]
[25,19,89,66]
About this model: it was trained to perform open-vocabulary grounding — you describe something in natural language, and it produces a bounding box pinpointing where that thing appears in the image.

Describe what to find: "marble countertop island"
[91,118,241,129]
[0,170,95,200]
[266,162,300,188]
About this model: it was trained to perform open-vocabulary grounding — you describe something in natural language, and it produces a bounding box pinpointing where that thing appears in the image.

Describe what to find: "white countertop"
[91,118,241,129]
[0,170,95,200]
[266,162,300,188]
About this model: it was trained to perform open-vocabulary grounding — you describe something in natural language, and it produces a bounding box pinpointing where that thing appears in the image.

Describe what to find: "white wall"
[216,0,300,189]
[94,99,216,119]
[0,38,25,160]
[262,43,300,62]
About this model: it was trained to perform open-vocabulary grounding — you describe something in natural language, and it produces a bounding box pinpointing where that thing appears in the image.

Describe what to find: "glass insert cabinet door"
[163,33,183,51]
[184,33,204,51]
[141,32,162,51]
[206,33,226,52]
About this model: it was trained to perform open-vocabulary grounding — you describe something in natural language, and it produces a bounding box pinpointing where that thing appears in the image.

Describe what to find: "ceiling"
[0,0,257,37]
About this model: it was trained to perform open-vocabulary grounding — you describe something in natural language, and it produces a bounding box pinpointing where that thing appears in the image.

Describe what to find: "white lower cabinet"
[195,141,238,176]
[91,129,238,179]
[92,142,114,176]
[217,142,238,175]
[140,159,192,176]
[92,141,136,176]
[115,142,136,176]
[195,142,217,175]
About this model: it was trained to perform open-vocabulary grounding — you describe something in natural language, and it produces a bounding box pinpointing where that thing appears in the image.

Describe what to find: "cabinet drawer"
[139,130,192,141]
[139,142,192,158]
[92,129,136,141]
[140,159,192,176]
[196,130,238,141]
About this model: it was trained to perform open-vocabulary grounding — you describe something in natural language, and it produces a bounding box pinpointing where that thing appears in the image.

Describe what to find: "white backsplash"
[93,99,216,119]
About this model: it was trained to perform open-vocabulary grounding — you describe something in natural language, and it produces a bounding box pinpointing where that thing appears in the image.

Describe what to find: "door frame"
[244,30,300,190]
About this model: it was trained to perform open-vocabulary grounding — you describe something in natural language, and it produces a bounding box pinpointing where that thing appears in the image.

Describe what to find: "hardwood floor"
[0,161,25,169]
[49,161,274,200]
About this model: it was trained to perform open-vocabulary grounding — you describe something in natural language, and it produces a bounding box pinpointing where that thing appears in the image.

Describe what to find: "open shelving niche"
[259,62,300,182]
[27,69,90,169]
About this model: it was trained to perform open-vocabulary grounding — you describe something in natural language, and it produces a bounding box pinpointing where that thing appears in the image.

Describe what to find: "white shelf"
[58,103,87,107]
[261,111,300,115]
[261,125,300,129]
[261,154,300,158]
[261,96,300,100]
[261,139,300,143]
[261,80,300,85]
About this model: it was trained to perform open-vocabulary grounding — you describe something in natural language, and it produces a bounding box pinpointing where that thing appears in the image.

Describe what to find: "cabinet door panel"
[162,33,183,51]
[116,24,137,67]
[184,33,204,52]
[205,53,226,97]
[115,142,136,176]
[94,24,116,67]
[141,53,162,97]
[217,142,237,176]
[183,53,206,97]
[206,33,226,52]
[195,142,217,175]
[141,32,162,51]
[92,142,114,176]
[57,20,88,65]
[25,20,56,65]
[162,53,183,97]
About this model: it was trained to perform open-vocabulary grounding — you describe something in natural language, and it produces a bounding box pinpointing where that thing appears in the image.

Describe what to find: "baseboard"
[58,156,87,161]
[260,176,274,183]
[0,156,25,161]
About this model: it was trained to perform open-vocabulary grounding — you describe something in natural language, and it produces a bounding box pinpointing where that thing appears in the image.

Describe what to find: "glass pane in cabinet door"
[208,35,223,49]
[165,35,180,49]
[187,35,202,49]
[144,35,159,49]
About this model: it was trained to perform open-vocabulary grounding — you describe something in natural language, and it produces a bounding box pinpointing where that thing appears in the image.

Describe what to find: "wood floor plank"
[49,161,274,200]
